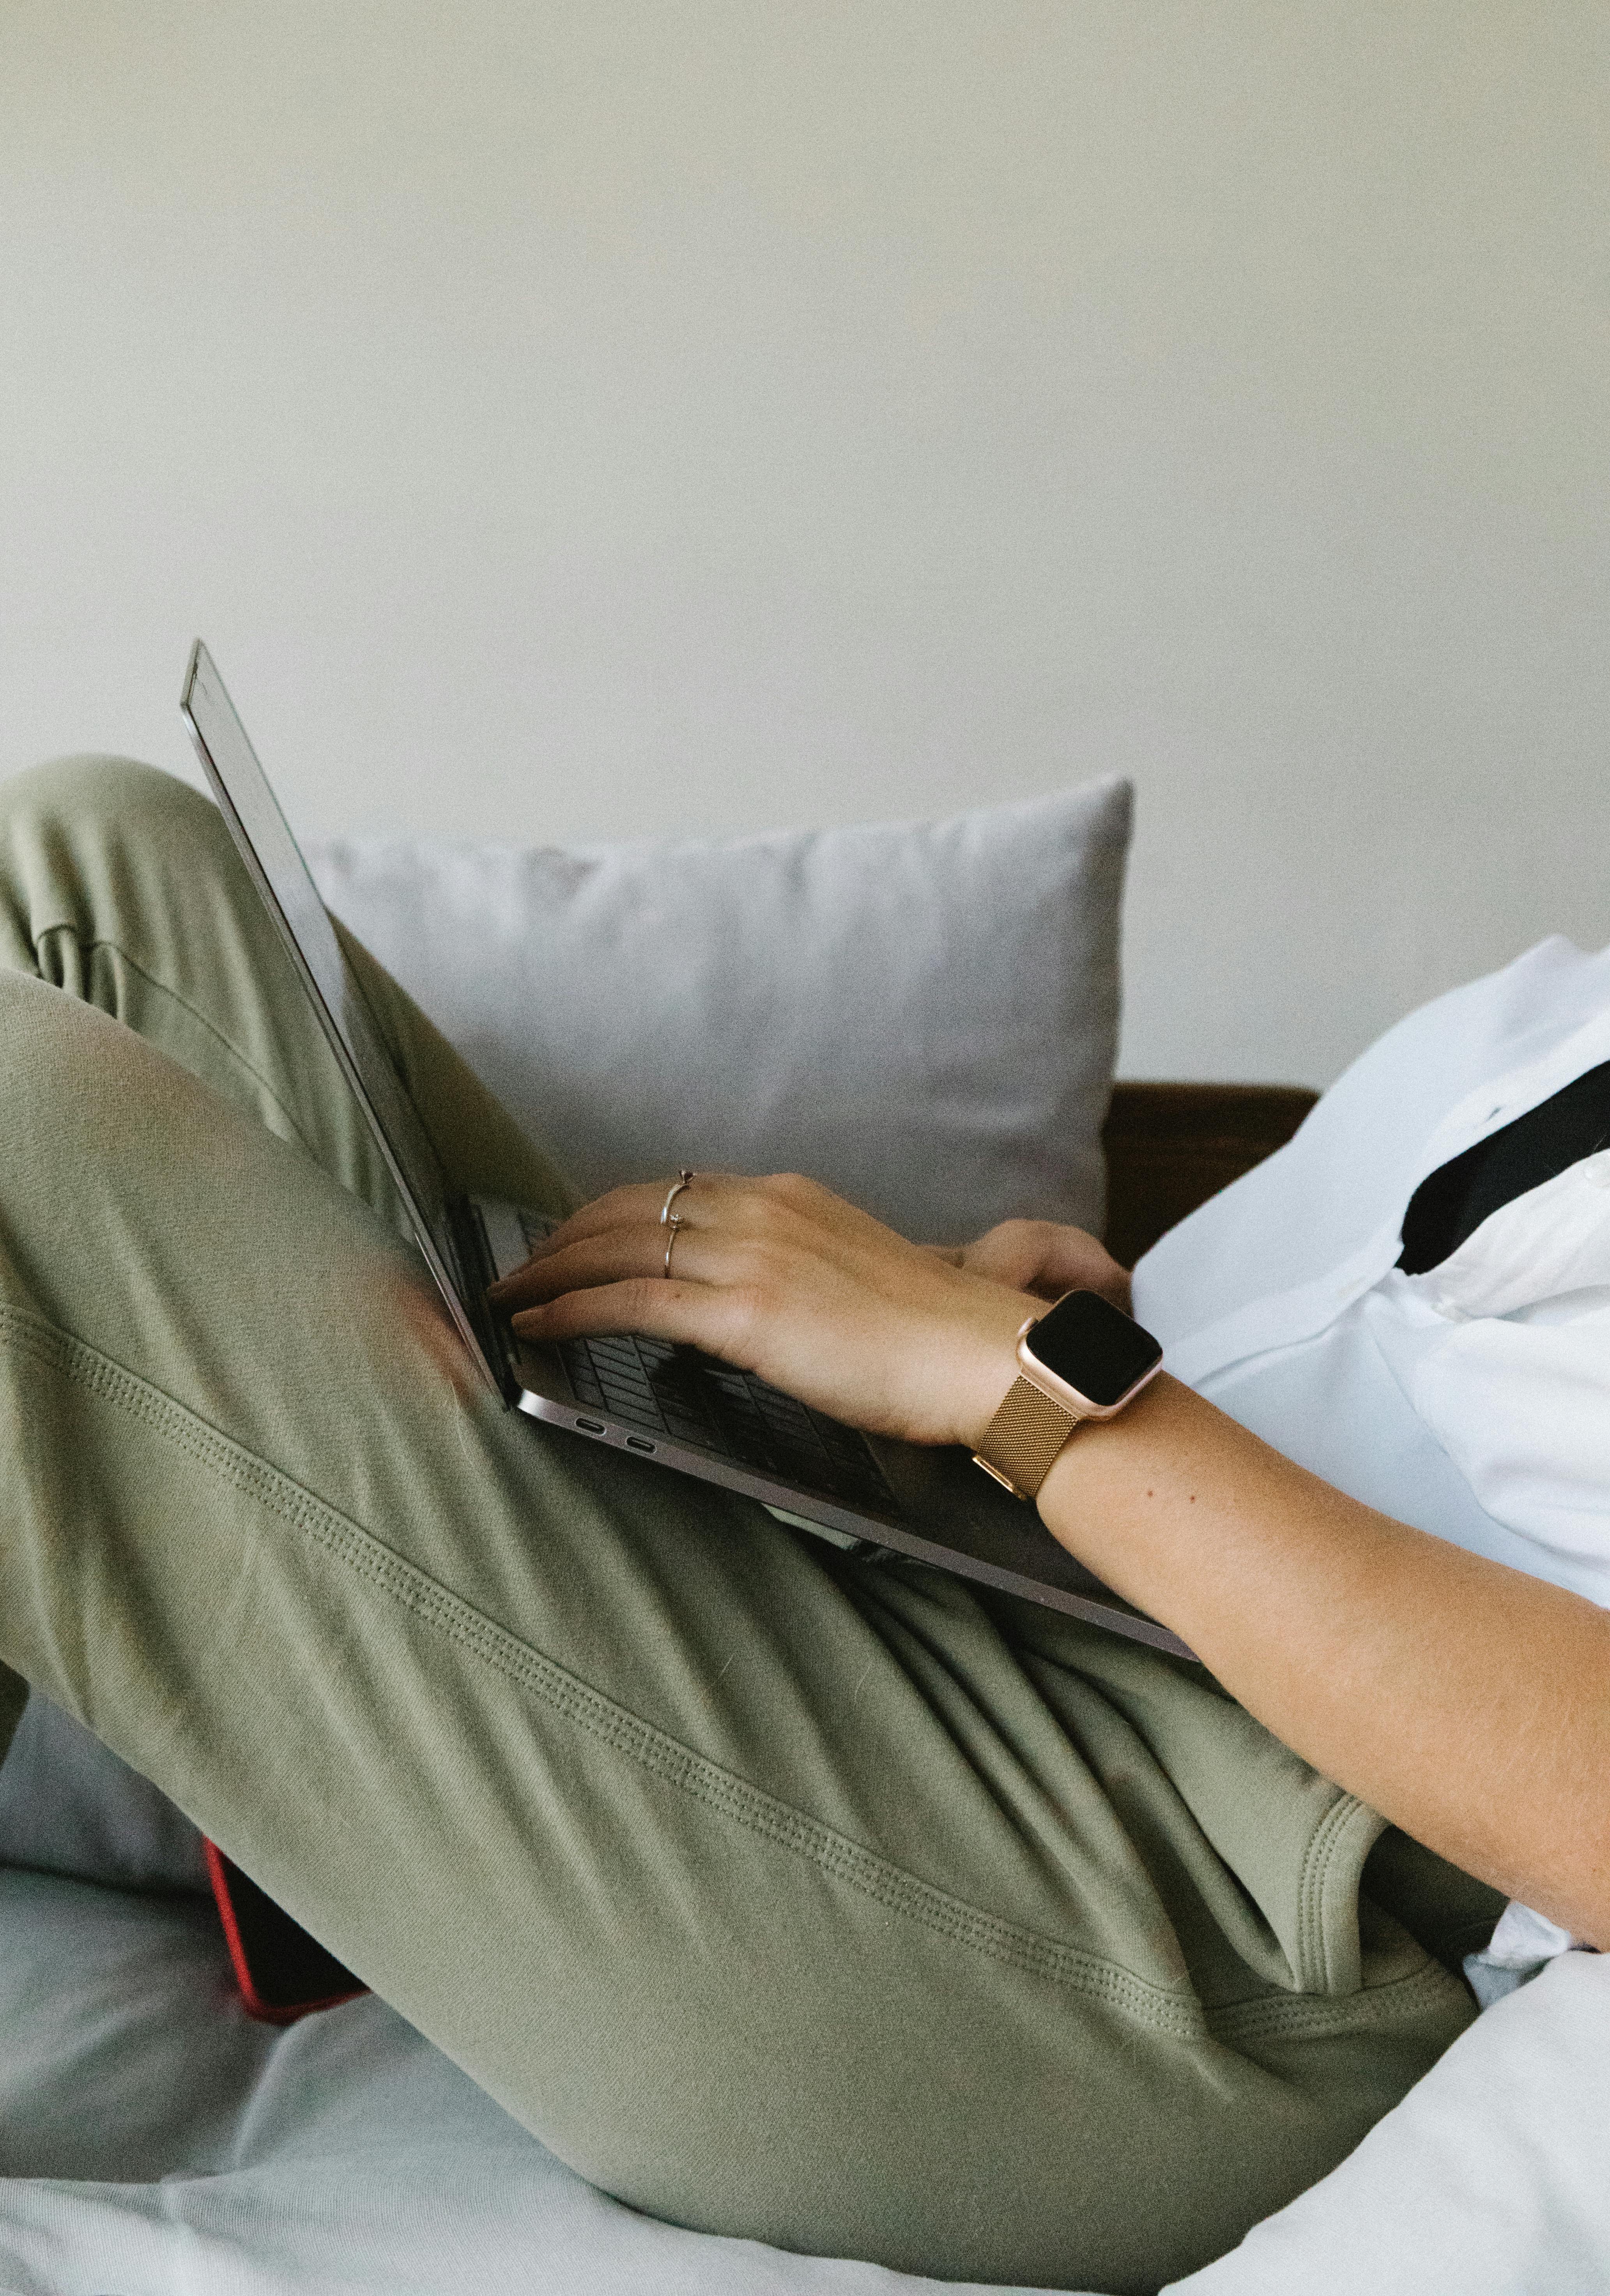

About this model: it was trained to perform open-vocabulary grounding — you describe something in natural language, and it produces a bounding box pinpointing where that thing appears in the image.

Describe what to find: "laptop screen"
[180,641,497,1387]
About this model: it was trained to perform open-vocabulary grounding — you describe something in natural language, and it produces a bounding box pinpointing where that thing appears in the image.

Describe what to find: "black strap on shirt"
[1397,1058,1610,1276]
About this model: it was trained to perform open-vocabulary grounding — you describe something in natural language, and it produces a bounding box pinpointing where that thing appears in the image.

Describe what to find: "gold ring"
[663,1213,683,1279]
[660,1169,695,1226]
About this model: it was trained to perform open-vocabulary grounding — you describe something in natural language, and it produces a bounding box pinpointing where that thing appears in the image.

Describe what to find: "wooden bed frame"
[1102,1081,1318,1269]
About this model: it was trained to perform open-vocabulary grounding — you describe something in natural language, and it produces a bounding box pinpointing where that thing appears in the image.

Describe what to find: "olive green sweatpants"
[0,758,1499,2294]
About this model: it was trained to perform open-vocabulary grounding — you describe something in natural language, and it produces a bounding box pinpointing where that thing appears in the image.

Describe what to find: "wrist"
[967,1289,1166,1502]
[1033,1366,1173,1516]
[952,1292,1044,1451]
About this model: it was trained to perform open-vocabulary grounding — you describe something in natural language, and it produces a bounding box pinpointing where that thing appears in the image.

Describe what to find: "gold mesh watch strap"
[972,1375,1083,1501]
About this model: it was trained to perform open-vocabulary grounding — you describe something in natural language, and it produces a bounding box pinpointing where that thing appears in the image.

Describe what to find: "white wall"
[2,2,1605,1086]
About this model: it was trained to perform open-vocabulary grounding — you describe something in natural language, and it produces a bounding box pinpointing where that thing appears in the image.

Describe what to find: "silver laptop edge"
[181,642,500,1391]
[180,641,1191,1662]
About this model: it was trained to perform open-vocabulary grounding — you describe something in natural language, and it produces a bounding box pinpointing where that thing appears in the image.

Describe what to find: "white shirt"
[1130,935,1610,1998]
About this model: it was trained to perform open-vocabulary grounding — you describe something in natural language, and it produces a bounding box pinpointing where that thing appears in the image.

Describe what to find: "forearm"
[1033,1373,1610,1943]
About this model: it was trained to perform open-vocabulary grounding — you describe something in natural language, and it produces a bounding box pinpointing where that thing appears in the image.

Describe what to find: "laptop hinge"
[447,1197,520,1403]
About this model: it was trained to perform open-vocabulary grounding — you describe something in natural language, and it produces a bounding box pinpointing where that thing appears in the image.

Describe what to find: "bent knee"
[0,756,236,968]
[0,754,218,852]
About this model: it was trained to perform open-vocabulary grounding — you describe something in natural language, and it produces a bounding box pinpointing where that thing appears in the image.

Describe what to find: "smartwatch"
[972,1289,1164,1502]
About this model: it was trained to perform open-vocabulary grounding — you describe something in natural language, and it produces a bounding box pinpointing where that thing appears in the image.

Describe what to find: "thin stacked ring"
[660,1169,696,1278]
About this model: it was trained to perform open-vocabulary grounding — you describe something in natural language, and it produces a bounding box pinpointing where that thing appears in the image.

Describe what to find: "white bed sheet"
[0,1868,1607,2296]
[0,1871,1056,2296]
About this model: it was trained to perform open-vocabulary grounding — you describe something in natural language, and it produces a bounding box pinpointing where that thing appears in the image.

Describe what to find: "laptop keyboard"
[516,1213,895,1514]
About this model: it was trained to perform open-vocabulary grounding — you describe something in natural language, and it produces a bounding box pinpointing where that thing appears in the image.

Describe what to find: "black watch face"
[1026,1291,1162,1409]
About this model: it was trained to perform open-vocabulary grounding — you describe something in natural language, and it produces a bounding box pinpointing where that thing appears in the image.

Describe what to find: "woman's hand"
[934,1220,1131,1314]
[487,1172,1039,1449]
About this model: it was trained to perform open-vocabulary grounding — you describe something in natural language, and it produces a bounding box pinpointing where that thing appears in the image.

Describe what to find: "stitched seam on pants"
[1297,1791,1365,1993]
[1206,1959,1456,2042]
[0,1305,1235,2038]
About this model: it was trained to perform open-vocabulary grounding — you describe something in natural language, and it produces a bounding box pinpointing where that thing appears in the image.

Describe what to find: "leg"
[0,761,1488,2291]
[0,754,572,1227]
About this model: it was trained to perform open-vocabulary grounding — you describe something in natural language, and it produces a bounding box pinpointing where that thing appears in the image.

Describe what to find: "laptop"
[181,641,1189,1661]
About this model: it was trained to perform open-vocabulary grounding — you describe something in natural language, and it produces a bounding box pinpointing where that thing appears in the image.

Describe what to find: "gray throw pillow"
[308,778,1132,1245]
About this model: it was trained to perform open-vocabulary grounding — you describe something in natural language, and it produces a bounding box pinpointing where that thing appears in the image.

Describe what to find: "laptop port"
[625,1435,656,1453]
[575,1417,605,1434]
